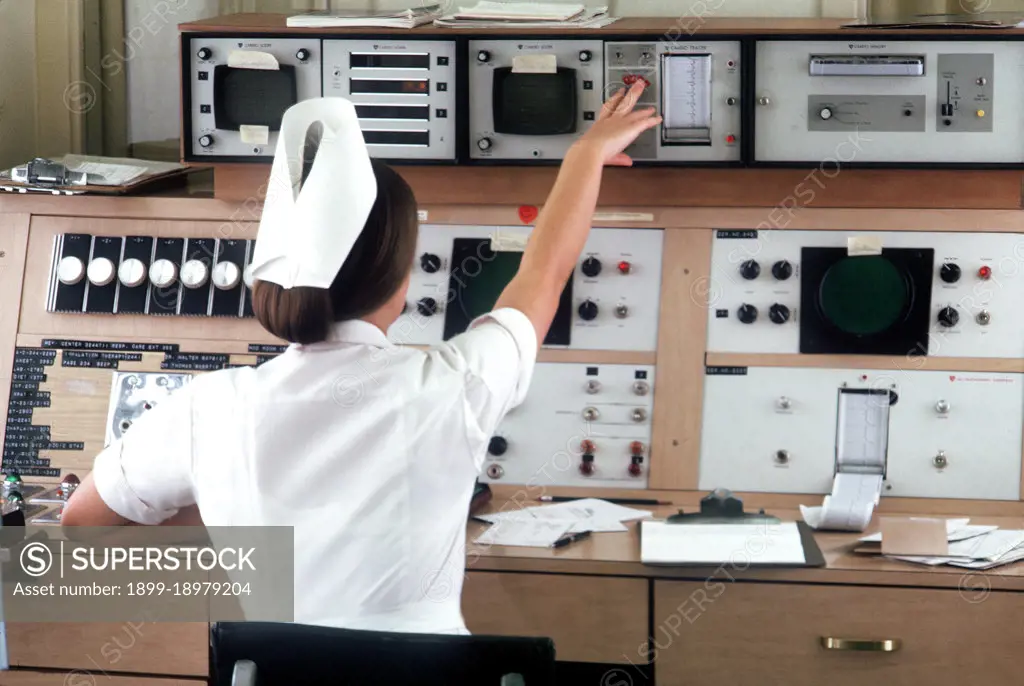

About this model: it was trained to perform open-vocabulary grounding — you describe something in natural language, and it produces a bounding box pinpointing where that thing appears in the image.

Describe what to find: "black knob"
[581,257,602,278]
[420,253,441,273]
[197,47,212,60]
[296,49,311,62]
[579,50,593,62]
[417,297,437,317]
[737,304,758,324]
[769,303,790,324]
[488,436,508,456]
[771,260,793,281]
[578,300,599,321]
[476,137,493,151]
[199,134,214,148]
[938,306,959,328]
[940,263,962,284]
[477,50,491,63]
[740,260,761,280]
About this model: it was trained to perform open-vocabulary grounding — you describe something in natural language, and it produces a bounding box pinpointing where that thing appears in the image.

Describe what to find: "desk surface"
[466,497,1024,592]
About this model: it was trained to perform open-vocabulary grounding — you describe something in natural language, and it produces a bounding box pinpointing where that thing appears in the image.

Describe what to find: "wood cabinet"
[653,581,1024,686]
[0,671,204,685]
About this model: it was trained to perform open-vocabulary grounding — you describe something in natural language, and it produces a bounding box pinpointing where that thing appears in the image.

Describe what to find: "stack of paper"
[435,2,617,28]
[472,498,650,548]
[856,519,1024,570]
[287,5,442,28]
[641,521,807,566]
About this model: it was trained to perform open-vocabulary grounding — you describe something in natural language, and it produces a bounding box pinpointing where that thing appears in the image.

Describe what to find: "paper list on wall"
[661,55,711,143]
[801,389,889,532]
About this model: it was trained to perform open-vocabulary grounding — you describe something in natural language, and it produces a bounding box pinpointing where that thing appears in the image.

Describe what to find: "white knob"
[149,259,178,288]
[935,399,950,414]
[212,261,241,290]
[243,264,255,289]
[118,258,147,287]
[180,259,209,289]
[819,107,833,120]
[86,258,115,287]
[57,256,85,285]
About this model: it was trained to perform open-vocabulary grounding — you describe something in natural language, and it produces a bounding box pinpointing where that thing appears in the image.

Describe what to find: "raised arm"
[494,82,661,345]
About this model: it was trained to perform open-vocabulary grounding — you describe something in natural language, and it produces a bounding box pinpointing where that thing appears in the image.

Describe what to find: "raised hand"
[573,81,662,167]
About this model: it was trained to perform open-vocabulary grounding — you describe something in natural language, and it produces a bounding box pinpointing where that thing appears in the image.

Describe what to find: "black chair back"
[210,621,556,686]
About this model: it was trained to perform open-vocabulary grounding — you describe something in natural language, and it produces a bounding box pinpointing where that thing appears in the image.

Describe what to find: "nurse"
[62,84,660,633]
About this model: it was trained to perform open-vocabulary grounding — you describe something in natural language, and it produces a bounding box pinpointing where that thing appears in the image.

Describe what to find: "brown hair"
[252,159,418,344]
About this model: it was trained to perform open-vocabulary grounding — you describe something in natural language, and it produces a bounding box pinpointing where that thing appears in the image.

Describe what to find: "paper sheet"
[473,519,572,548]
[228,50,280,71]
[859,518,976,542]
[490,231,529,252]
[240,125,270,145]
[641,521,806,565]
[65,162,147,187]
[477,498,651,534]
[512,54,557,74]
[848,235,883,256]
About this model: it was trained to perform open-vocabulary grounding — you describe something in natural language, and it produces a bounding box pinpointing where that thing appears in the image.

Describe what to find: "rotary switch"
[737,304,758,324]
[488,436,508,456]
[578,300,599,321]
[420,253,441,273]
[212,261,241,290]
[940,263,961,283]
[769,303,790,324]
[938,306,959,328]
[180,260,209,289]
[149,259,178,288]
[118,258,147,287]
[417,297,438,317]
[57,256,85,285]
[772,260,793,281]
[87,258,115,287]
[739,260,760,280]
[581,257,602,277]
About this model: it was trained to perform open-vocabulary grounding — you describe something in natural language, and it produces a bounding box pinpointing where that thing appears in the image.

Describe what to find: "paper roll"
[801,473,883,532]
[490,231,529,252]
[512,54,557,74]
[228,50,280,71]
[847,235,883,256]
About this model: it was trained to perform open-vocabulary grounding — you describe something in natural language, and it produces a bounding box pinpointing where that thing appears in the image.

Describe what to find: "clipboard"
[640,489,826,568]
[0,155,196,196]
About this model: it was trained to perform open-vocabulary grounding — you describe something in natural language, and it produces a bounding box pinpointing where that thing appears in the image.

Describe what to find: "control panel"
[469,39,604,161]
[706,230,1024,358]
[185,36,323,162]
[47,233,256,317]
[699,366,1023,500]
[105,372,192,447]
[605,41,742,162]
[481,363,655,488]
[754,41,1024,164]
[391,225,663,351]
[322,39,457,161]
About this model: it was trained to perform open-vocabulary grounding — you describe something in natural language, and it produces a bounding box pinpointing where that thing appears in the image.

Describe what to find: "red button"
[579,461,595,476]
[581,439,596,454]
[979,266,992,280]
[623,75,637,85]
[628,462,643,477]
[726,134,737,144]
[630,441,645,456]
[618,261,632,274]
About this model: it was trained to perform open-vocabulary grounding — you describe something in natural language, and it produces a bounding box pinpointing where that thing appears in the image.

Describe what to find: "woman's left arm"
[62,475,204,526]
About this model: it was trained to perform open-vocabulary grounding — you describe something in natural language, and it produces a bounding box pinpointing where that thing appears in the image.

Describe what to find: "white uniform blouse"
[90,308,537,634]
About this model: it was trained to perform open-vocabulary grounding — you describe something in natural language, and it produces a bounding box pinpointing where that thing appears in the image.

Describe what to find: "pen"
[552,531,592,549]
[538,496,669,506]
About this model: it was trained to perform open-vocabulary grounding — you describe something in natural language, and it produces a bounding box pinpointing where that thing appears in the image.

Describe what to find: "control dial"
[212,261,241,290]
[581,257,602,277]
[739,260,760,280]
[197,47,212,60]
[769,303,790,324]
[118,258,147,288]
[199,134,215,148]
[819,107,833,120]
[296,49,311,62]
[243,264,255,289]
[417,297,438,317]
[87,258,116,287]
[940,263,961,283]
[420,253,441,273]
[149,259,178,288]
[737,304,758,324]
[477,50,491,63]
[578,300,598,321]
[56,256,85,286]
[488,436,508,456]
[938,306,959,328]
[476,137,493,151]
[772,260,793,281]
[579,50,593,62]
[180,260,209,289]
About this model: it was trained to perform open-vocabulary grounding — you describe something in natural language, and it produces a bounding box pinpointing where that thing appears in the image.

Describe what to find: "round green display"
[818,256,909,336]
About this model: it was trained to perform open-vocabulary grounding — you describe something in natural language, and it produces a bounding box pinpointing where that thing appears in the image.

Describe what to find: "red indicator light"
[618,261,632,274]
[726,134,737,144]
[979,266,992,280]
[628,463,643,477]
[630,441,645,456]
[581,439,596,454]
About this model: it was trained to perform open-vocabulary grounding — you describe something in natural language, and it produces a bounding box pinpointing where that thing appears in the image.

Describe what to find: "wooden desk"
[462,497,1024,685]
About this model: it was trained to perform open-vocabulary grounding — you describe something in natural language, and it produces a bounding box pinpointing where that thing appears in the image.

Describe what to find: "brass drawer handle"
[820,637,902,652]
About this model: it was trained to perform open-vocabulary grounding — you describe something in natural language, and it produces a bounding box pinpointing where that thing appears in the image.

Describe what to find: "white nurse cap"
[250,98,378,289]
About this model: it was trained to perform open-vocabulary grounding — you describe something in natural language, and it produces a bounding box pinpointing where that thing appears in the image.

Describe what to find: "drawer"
[5,623,208,677]
[654,581,1024,686]
[462,572,648,664]
[0,671,204,685]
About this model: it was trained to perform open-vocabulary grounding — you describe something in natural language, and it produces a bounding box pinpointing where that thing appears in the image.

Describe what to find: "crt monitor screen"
[213,65,298,131]
[443,238,573,346]
[492,67,578,136]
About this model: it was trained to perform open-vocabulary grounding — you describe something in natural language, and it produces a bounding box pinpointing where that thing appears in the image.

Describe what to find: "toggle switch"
[776,396,792,410]
[935,399,950,415]
[582,406,600,421]
[632,380,649,396]
[585,379,601,394]
[631,408,647,422]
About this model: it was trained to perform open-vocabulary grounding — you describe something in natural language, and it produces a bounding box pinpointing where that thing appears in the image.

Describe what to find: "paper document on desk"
[476,498,649,534]
[858,519,984,543]
[889,529,1024,566]
[474,519,572,548]
[641,521,806,565]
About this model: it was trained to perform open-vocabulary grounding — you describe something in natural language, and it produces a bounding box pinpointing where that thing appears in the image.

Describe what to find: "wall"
[0,0,38,170]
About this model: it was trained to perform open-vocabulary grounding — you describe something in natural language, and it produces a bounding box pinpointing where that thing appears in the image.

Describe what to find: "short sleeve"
[437,308,537,456]
[90,384,197,525]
